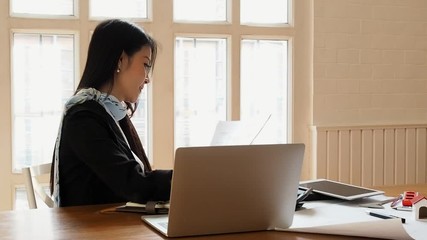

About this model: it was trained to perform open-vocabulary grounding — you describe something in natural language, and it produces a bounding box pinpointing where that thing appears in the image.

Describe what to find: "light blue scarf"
[52,88,140,206]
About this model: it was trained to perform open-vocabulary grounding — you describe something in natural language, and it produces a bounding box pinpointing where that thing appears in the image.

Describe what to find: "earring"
[116,68,120,73]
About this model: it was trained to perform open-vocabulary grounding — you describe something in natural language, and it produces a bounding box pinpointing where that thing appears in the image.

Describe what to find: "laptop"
[141,143,305,237]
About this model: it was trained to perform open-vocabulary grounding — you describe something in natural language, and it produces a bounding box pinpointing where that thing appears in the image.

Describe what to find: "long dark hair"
[77,19,157,116]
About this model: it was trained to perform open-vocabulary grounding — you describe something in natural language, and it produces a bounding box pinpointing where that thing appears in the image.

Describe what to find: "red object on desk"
[402,191,418,206]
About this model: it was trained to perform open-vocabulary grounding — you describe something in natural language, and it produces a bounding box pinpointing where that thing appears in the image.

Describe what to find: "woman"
[50,19,172,207]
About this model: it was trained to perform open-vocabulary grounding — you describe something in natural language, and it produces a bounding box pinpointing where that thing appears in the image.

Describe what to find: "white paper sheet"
[210,114,271,146]
[276,198,424,240]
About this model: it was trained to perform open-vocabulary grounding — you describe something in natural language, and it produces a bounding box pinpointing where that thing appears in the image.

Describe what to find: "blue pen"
[366,210,406,224]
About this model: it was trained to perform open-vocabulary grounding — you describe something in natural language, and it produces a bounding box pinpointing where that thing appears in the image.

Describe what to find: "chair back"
[22,163,54,209]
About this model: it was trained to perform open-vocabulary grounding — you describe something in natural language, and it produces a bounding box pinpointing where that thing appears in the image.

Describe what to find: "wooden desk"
[1,184,425,240]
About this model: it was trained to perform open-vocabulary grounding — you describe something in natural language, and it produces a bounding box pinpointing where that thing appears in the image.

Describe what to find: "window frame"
[9,0,80,19]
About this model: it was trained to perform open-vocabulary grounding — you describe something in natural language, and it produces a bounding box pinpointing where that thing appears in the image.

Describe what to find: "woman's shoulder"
[66,100,110,119]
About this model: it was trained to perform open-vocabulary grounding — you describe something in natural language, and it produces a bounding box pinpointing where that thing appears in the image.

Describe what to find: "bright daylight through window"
[12,33,75,172]
[90,0,148,19]
[175,37,227,147]
[11,0,75,16]
[174,0,227,22]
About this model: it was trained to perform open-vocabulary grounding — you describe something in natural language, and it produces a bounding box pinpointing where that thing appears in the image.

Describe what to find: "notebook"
[141,143,305,237]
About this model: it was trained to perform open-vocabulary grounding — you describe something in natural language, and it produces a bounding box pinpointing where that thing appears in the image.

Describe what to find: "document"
[210,114,271,146]
[276,198,423,240]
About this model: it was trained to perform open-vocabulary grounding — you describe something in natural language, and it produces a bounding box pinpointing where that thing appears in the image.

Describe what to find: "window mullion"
[150,0,175,169]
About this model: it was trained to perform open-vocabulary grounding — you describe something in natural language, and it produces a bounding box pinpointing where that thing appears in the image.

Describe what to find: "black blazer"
[57,100,172,207]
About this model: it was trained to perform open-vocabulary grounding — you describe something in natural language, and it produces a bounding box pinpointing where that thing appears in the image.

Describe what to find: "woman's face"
[113,46,152,103]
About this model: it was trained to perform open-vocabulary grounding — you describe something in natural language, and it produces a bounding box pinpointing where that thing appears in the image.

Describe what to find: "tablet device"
[299,179,384,200]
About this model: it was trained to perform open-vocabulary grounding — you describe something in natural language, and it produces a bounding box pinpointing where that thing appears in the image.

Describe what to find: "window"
[175,37,227,147]
[89,0,148,19]
[10,0,75,17]
[241,39,289,143]
[174,0,227,22]
[173,1,291,148]
[12,33,75,172]
[240,0,289,25]
[132,89,150,151]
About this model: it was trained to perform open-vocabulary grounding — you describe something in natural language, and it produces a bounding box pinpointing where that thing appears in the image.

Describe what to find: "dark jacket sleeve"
[61,102,172,204]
